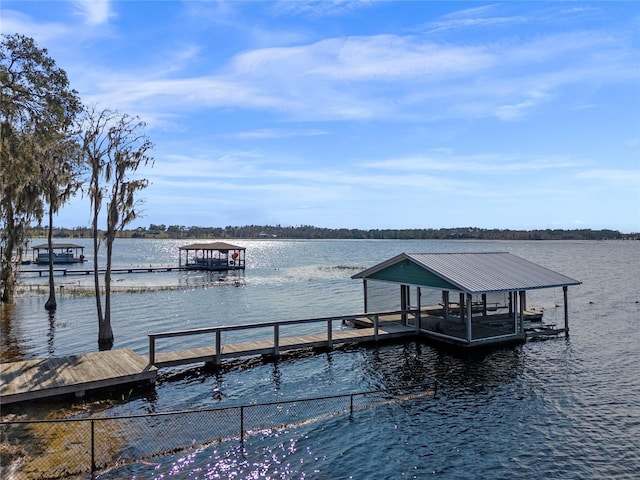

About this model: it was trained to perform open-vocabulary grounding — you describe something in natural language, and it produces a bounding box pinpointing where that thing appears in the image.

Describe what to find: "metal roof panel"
[353,252,581,293]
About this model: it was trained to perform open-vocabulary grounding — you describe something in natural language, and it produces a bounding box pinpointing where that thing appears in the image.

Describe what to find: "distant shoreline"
[27,225,638,241]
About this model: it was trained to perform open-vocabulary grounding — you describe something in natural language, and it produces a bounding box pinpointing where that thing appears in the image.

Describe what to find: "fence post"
[240,406,245,444]
[91,419,96,475]
[350,394,354,418]
[327,320,333,349]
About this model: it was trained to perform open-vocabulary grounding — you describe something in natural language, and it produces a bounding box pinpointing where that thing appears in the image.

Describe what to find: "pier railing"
[148,310,415,367]
[0,382,437,479]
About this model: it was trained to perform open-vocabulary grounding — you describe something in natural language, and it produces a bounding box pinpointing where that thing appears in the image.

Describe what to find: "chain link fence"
[1,382,436,479]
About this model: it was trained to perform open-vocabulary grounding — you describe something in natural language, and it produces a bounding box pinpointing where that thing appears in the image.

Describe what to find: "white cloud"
[233,129,329,140]
[576,169,640,190]
[72,0,113,25]
[360,153,583,175]
[0,9,68,43]
[74,21,637,126]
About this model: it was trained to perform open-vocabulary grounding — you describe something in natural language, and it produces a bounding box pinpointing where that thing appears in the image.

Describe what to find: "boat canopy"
[352,252,581,294]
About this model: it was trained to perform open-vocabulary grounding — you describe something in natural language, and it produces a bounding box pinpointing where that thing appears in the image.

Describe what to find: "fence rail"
[0,382,436,479]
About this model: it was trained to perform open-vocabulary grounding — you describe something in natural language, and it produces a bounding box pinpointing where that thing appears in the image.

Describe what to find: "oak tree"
[1,33,81,303]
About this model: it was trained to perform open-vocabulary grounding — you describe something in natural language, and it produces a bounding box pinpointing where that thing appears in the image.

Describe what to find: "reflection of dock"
[1,311,414,405]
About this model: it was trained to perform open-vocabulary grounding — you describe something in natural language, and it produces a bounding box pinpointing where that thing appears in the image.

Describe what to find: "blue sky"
[3,1,639,232]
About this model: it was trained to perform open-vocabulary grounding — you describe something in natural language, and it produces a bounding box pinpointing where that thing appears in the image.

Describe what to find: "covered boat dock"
[352,252,581,347]
[31,243,86,264]
[179,242,246,271]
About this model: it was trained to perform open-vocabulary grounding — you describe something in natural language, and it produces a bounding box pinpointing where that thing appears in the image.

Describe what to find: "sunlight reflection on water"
[2,239,639,479]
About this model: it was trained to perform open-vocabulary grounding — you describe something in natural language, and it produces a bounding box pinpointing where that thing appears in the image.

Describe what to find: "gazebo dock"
[352,252,581,347]
[31,243,86,264]
[179,242,246,271]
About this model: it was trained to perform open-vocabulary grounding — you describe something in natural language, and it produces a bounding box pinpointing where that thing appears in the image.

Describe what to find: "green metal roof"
[352,252,581,294]
[364,258,462,291]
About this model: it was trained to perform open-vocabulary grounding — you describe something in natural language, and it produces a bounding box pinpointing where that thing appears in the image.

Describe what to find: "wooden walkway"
[19,266,187,277]
[153,321,415,368]
[1,313,417,405]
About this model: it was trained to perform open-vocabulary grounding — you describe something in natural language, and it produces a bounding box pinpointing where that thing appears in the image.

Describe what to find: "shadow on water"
[361,340,527,395]
[47,310,55,357]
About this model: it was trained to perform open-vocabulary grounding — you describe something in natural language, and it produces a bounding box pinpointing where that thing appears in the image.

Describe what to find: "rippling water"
[2,239,639,479]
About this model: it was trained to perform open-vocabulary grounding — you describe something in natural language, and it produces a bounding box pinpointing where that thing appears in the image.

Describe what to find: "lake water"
[1,239,639,479]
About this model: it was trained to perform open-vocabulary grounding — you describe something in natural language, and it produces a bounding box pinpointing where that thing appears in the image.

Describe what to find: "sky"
[2,1,639,232]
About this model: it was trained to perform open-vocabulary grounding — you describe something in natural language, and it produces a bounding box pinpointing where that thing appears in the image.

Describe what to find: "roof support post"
[362,280,368,313]
[466,293,473,343]
[401,285,408,325]
[511,291,517,331]
[443,291,449,321]
[518,291,525,334]
[508,292,513,317]
[416,287,421,332]
[563,286,569,337]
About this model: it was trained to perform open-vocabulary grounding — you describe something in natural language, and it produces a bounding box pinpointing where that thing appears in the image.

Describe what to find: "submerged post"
[373,315,379,341]
[149,335,155,365]
[563,286,569,336]
[215,330,222,365]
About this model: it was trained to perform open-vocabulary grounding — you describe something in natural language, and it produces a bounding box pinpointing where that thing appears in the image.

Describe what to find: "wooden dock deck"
[1,312,416,405]
[0,349,157,405]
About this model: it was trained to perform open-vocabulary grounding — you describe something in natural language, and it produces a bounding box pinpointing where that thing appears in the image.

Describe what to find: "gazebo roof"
[179,242,245,251]
[31,243,84,250]
[352,252,581,294]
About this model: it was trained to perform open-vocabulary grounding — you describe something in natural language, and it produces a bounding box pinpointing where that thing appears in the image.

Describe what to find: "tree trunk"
[44,207,57,311]
[92,210,103,323]
[98,233,114,350]
[92,208,112,349]
[0,208,17,303]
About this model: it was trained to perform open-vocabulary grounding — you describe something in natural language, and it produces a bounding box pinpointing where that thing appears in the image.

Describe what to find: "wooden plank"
[1,349,157,405]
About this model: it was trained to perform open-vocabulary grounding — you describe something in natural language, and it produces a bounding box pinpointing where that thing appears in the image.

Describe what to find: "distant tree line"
[29,224,638,241]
